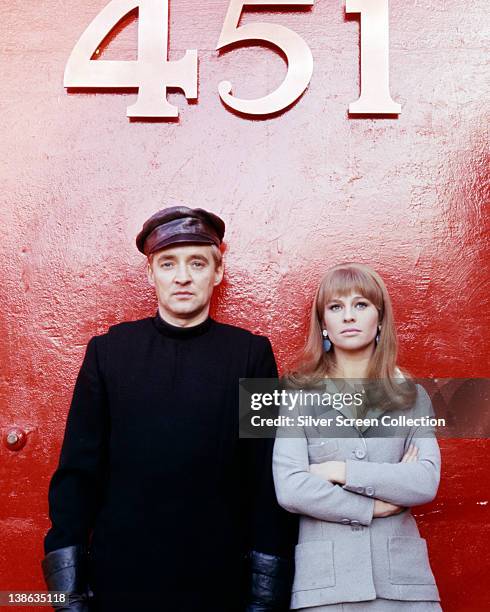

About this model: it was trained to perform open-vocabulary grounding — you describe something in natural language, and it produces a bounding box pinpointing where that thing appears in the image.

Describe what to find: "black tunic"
[44,313,297,611]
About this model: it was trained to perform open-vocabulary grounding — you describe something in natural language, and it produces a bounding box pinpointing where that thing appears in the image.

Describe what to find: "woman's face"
[322,291,380,352]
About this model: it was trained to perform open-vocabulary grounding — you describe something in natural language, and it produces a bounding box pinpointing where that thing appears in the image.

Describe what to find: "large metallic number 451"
[64,0,399,119]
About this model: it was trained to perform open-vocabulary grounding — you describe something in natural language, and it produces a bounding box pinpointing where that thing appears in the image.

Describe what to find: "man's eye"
[191,261,205,268]
[160,262,173,268]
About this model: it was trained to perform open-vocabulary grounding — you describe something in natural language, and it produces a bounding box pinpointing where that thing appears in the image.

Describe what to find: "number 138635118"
[64,0,401,119]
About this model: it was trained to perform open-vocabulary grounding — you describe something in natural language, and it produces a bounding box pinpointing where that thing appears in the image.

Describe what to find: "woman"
[272,262,442,611]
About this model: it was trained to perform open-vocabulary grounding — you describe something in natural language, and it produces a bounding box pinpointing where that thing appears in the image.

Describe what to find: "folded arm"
[342,434,441,506]
[343,386,441,507]
[245,337,297,611]
[273,434,375,526]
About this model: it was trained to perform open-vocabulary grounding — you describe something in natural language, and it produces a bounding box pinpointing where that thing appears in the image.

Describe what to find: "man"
[42,206,297,612]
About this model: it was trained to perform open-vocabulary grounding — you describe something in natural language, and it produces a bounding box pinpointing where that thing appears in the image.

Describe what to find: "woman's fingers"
[401,444,413,462]
[408,445,418,462]
[401,444,419,463]
[373,499,406,517]
[412,446,418,462]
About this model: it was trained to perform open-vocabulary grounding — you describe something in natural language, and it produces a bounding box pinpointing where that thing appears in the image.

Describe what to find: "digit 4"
[64,0,198,118]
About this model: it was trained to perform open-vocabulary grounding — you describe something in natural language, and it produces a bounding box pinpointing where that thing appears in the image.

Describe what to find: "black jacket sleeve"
[241,335,298,610]
[243,335,298,557]
[44,336,110,554]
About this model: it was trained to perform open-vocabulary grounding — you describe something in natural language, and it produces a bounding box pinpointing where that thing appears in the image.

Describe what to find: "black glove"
[41,545,91,611]
[245,550,294,612]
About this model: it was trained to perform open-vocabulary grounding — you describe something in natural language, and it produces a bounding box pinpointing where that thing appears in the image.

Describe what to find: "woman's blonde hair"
[288,262,415,411]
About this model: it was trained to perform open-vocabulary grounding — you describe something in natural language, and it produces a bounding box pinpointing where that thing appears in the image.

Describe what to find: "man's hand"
[245,551,293,612]
[309,460,346,484]
[41,545,90,611]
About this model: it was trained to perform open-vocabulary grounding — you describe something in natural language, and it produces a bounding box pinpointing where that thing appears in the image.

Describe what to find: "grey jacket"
[272,384,441,609]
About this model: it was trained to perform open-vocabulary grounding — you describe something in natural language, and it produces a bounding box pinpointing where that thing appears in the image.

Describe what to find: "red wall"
[0,0,488,610]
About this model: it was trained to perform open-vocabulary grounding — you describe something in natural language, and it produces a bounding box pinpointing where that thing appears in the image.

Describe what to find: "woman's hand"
[373,499,405,517]
[309,444,418,518]
[372,446,417,516]
[401,443,419,463]
[310,444,418,482]
[309,460,346,484]
[310,462,406,518]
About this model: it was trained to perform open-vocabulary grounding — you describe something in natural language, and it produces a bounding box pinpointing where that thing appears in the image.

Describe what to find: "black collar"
[153,310,213,338]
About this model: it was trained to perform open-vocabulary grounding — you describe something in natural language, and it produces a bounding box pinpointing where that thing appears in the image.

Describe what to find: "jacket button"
[350,519,361,526]
[365,486,375,496]
[341,518,350,525]
[355,448,366,459]
[356,486,365,494]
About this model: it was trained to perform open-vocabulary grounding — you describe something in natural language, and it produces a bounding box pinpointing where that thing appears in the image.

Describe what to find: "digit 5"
[216,0,314,116]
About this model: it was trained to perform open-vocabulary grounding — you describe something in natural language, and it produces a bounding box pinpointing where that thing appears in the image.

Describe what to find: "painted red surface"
[0,0,488,610]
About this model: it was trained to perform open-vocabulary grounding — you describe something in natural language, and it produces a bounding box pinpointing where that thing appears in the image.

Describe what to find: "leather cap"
[136,206,225,255]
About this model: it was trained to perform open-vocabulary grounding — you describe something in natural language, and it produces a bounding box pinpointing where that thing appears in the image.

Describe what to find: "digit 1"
[346,0,401,114]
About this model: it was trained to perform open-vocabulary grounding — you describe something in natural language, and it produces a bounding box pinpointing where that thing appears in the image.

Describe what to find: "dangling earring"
[375,325,381,345]
[322,329,332,352]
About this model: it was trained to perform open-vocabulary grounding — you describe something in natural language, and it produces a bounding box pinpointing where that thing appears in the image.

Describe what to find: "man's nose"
[174,264,191,283]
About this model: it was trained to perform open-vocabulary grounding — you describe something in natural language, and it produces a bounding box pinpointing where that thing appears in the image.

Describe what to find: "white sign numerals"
[64,0,197,118]
[216,0,314,115]
[64,0,400,119]
[346,0,400,114]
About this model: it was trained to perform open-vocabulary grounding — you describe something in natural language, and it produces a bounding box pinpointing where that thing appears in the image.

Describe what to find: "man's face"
[147,244,223,325]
